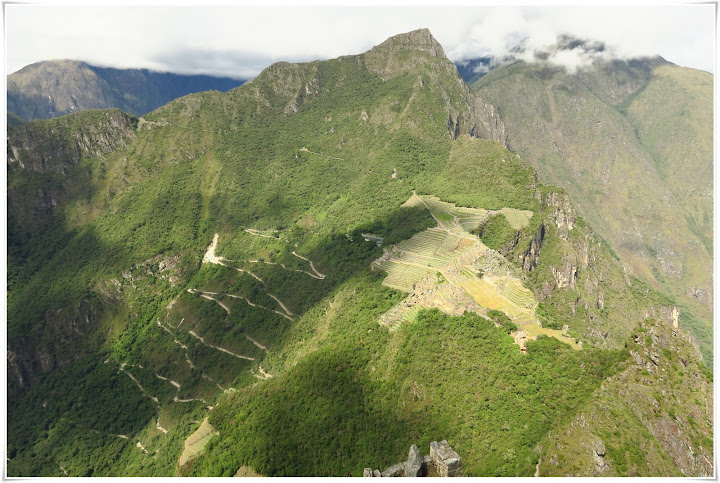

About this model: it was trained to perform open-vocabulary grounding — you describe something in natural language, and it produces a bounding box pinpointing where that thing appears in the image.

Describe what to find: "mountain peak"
[363,28,451,80]
[368,28,446,59]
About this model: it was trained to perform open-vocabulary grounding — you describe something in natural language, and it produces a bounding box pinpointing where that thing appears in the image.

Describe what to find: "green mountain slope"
[6,30,712,477]
[538,318,713,477]
[7,59,245,121]
[472,59,713,364]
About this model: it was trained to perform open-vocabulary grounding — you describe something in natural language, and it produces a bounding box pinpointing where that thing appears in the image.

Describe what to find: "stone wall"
[363,441,462,477]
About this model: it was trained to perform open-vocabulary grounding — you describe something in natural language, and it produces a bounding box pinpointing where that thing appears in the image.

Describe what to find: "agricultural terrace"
[459,274,536,324]
[380,227,477,292]
[178,418,219,467]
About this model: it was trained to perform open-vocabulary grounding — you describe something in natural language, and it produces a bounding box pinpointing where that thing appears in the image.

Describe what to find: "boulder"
[404,444,423,477]
[382,463,405,477]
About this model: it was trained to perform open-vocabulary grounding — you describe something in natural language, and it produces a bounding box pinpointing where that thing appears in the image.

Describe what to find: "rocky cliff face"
[8,296,105,397]
[8,108,137,174]
[363,29,449,78]
[366,29,507,145]
[275,28,508,144]
[511,188,678,351]
[7,109,137,232]
[7,252,182,396]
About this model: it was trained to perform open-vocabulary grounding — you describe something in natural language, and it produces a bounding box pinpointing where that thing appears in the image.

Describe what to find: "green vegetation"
[8,111,25,126]
[487,309,518,333]
[7,356,157,476]
[190,306,626,477]
[6,29,711,477]
[474,213,517,250]
[537,318,713,477]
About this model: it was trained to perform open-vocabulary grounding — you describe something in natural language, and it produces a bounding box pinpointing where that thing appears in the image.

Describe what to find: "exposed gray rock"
[543,191,576,240]
[592,438,608,475]
[551,260,578,289]
[422,455,432,474]
[594,440,606,458]
[382,463,405,477]
[520,222,545,272]
[363,440,462,477]
[405,444,423,477]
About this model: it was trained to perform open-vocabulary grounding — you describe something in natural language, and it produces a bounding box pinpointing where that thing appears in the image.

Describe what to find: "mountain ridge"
[7,59,246,121]
[6,28,712,477]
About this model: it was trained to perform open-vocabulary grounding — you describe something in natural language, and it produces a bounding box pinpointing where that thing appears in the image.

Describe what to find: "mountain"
[454,56,496,83]
[7,59,246,121]
[472,57,713,365]
[6,29,712,477]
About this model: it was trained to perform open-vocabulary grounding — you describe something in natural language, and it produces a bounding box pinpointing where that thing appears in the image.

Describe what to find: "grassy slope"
[624,65,713,252]
[538,318,713,477]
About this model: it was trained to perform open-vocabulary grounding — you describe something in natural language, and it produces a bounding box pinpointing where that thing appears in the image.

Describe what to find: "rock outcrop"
[7,108,138,174]
[519,222,545,272]
[542,191,576,240]
[404,445,423,477]
[364,29,506,144]
[537,318,713,477]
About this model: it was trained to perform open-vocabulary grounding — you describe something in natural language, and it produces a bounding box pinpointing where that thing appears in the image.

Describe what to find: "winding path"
[244,334,269,353]
[267,293,295,316]
[251,365,273,380]
[291,251,326,279]
[188,330,255,361]
[243,229,326,279]
[248,258,325,280]
[199,293,231,314]
[196,289,294,321]
[119,363,159,405]
[157,319,188,349]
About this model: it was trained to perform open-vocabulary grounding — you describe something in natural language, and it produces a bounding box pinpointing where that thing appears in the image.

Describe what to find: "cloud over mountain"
[6,4,714,78]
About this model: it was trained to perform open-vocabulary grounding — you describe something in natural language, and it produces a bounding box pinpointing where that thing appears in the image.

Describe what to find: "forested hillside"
[7,29,712,477]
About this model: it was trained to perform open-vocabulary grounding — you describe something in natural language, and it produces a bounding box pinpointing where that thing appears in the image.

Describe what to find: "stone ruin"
[363,441,462,477]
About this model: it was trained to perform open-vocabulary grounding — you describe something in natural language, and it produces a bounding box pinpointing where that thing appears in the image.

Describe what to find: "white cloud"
[5,4,715,78]
[445,6,714,73]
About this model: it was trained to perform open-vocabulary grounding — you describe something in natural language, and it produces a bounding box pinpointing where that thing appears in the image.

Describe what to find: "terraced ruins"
[376,193,579,350]
[178,418,220,467]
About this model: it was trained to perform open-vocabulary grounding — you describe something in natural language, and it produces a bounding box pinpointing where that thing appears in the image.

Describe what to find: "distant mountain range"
[7,59,246,121]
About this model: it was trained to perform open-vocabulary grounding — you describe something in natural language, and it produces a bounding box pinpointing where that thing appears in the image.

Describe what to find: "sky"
[5,2,716,79]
